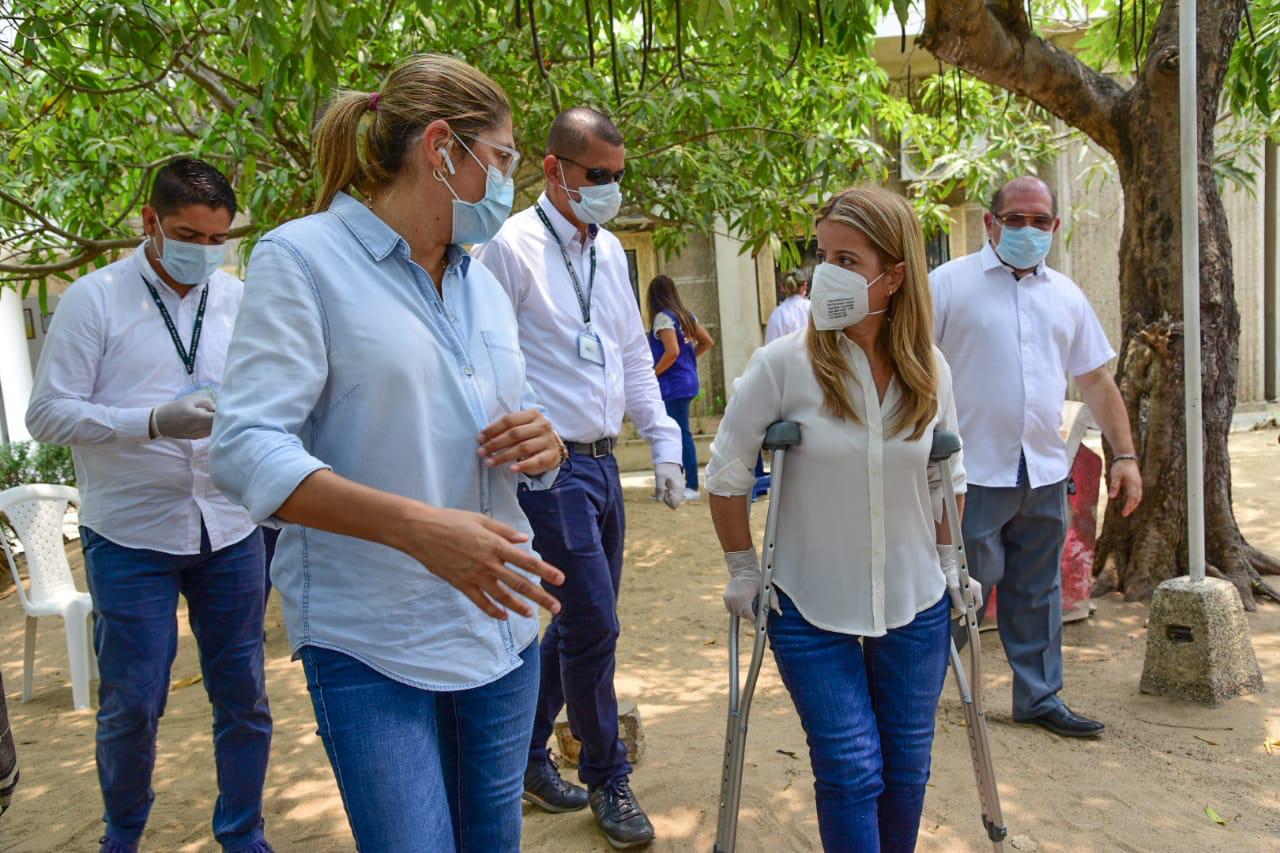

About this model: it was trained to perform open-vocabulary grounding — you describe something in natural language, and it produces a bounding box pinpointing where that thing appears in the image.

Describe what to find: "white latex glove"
[150,396,216,440]
[654,462,684,509]
[723,549,779,619]
[938,543,982,612]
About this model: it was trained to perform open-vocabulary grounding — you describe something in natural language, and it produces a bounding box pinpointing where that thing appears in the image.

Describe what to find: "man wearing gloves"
[26,159,272,853]
[931,175,1142,739]
[474,106,681,848]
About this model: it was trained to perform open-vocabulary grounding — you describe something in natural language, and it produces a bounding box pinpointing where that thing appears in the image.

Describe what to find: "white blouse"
[706,331,966,636]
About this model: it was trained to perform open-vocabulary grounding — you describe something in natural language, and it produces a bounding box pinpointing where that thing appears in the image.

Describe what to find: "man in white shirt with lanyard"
[474,107,681,848]
[931,175,1142,739]
[27,160,272,853]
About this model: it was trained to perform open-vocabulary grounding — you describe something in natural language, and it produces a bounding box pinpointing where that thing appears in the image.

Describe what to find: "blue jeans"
[962,478,1068,718]
[519,454,631,787]
[662,396,699,490]
[768,589,951,852]
[299,640,538,852]
[80,526,271,852]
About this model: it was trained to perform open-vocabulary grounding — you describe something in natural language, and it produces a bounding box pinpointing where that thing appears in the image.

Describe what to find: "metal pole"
[1179,0,1206,582]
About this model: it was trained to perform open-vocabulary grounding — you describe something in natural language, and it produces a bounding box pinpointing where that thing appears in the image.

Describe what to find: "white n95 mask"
[809,263,886,331]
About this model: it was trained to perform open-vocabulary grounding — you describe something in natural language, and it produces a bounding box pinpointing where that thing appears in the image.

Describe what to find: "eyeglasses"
[555,155,625,185]
[470,136,522,182]
[993,212,1055,231]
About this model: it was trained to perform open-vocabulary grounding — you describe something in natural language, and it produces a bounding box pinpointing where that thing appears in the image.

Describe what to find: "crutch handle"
[929,430,962,462]
[763,420,801,451]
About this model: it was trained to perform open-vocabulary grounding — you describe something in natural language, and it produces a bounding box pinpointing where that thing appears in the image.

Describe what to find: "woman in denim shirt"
[210,55,567,851]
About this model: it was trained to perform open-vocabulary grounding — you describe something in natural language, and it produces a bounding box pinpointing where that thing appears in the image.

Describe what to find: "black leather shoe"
[1018,705,1105,738]
[589,777,655,848]
[523,757,589,813]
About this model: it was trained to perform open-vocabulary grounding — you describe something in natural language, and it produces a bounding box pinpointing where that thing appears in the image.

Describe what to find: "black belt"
[565,437,616,458]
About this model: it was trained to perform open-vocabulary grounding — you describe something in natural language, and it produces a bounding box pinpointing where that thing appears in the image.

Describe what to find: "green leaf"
[1205,805,1226,825]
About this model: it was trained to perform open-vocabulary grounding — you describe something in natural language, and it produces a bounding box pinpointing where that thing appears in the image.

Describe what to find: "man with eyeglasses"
[474,107,680,848]
[930,175,1142,739]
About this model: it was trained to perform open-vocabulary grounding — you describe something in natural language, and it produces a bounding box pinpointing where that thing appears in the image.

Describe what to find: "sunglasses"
[556,155,625,186]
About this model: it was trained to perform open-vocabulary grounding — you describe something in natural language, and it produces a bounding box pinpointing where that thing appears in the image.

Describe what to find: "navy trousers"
[81,525,271,851]
[518,454,631,787]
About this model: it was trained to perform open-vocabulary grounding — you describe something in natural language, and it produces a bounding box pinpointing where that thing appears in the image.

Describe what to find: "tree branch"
[527,0,562,113]
[633,125,807,159]
[0,224,253,281]
[920,0,1129,156]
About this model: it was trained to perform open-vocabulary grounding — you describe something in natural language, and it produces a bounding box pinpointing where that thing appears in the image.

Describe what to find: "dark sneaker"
[589,777,655,848]
[523,757,589,813]
[1017,705,1105,738]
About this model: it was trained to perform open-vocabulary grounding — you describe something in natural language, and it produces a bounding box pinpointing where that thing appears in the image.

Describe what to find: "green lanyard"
[535,204,596,327]
[142,276,207,376]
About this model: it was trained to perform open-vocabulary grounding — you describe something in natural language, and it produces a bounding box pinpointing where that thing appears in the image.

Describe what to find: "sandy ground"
[3,430,1279,852]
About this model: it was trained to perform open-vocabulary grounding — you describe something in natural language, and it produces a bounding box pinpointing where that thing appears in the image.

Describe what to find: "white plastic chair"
[0,484,96,710]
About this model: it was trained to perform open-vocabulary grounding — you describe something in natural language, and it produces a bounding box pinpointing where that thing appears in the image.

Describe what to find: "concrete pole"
[0,287,34,443]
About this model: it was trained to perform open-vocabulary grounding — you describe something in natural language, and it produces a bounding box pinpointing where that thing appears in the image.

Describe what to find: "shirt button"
[463,366,474,376]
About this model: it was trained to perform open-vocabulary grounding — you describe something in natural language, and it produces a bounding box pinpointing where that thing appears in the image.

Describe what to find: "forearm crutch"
[930,430,1008,852]
[714,420,801,853]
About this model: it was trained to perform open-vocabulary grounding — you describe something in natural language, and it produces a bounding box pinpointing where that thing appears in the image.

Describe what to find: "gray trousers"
[962,477,1069,719]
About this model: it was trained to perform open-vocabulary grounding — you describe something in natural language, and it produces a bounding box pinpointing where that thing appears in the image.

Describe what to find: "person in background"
[210,54,566,852]
[473,106,682,849]
[647,274,714,501]
[931,175,1141,739]
[708,186,973,851]
[0,668,16,818]
[765,267,811,343]
[26,158,272,853]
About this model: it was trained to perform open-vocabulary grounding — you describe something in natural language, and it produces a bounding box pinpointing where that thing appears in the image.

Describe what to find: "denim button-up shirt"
[210,192,551,690]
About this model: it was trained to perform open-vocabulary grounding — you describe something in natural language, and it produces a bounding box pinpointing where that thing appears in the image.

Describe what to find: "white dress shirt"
[27,245,254,554]
[473,195,681,464]
[931,242,1115,488]
[765,294,810,343]
[705,331,965,637]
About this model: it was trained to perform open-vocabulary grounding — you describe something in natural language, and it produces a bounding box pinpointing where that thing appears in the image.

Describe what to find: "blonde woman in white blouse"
[707,186,972,852]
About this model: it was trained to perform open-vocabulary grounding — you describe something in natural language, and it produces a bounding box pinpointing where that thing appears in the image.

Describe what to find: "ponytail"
[312,90,376,213]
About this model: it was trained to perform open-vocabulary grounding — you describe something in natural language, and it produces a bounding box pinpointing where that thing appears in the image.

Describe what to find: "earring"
[432,169,448,183]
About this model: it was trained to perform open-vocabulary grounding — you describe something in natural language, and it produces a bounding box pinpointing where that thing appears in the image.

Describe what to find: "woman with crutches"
[707,186,977,852]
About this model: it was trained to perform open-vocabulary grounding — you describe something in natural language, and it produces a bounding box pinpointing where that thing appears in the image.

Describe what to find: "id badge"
[577,330,605,366]
[176,381,219,404]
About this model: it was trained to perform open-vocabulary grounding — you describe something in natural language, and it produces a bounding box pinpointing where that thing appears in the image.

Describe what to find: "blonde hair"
[806,186,938,440]
[780,269,808,298]
[311,54,511,213]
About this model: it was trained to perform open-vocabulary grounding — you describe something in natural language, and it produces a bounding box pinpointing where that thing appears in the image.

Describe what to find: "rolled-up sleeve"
[210,237,331,523]
[706,348,782,497]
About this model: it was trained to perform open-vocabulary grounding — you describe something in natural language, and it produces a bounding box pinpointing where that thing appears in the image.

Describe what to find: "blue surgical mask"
[441,136,515,245]
[994,225,1053,270]
[558,163,622,225]
[150,226,226,285]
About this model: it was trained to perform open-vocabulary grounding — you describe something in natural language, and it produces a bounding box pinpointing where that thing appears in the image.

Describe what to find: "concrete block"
[553,700,645,768]
[1140,576,1264,704]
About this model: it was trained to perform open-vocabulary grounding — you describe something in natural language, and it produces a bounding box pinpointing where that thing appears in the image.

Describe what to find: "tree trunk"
[920,0,1280,609]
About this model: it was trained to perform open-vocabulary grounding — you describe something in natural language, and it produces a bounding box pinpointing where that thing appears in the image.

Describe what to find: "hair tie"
[369,93,380,112]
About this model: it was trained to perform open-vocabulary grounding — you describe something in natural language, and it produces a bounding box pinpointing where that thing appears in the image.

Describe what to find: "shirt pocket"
[480,330,526,413]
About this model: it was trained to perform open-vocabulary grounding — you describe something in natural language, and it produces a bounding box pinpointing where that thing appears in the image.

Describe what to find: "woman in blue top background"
[647,275,714,500]
[210,54,568,852]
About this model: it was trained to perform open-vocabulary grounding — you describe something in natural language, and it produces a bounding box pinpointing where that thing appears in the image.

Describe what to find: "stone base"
[1140,576,1264,705]
[553,700,644,768]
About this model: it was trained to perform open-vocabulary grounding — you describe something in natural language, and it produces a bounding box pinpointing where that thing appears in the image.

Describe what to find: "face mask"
[149,225,226,285]
[809,263,887,331]
[440,136,515,244]
[994,225,1053,270]
[558,162,622,225]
